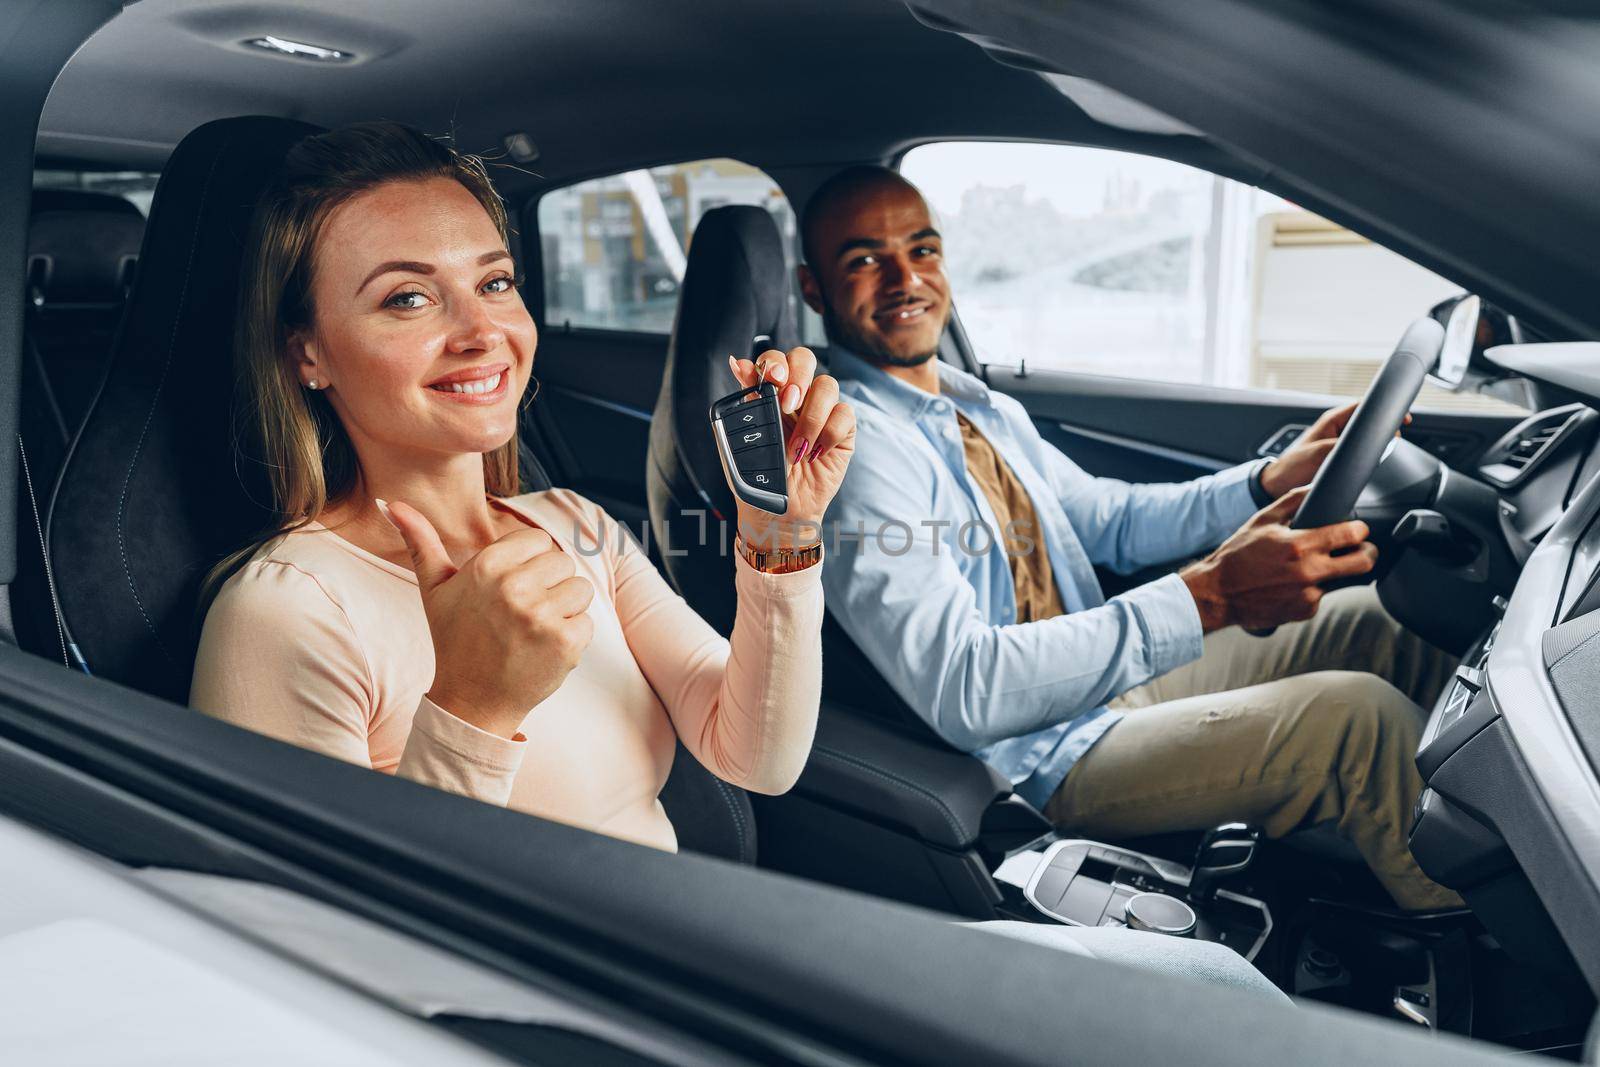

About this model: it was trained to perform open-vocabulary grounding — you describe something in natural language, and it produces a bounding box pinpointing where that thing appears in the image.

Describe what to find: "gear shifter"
[1189,823,1261,906]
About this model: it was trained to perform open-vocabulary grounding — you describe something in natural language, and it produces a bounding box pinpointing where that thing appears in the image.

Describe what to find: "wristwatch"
[737,536,822,574]
[1248,457,1276,507]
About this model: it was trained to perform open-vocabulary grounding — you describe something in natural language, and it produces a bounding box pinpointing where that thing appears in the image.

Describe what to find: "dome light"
[243,36,353,63]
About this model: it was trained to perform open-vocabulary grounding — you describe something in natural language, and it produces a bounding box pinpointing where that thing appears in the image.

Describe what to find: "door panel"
[525,328,666,533]
[989,364,1523,478]
[1041,423,1225,485]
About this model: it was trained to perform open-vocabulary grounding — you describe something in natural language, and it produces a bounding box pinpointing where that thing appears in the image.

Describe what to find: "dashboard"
[1408,388,1600,993]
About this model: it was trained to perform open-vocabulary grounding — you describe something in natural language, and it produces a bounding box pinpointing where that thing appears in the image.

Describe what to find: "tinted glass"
[539,159,799,334]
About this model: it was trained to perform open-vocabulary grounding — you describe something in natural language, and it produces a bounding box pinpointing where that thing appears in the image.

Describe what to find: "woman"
[191,121,853,850]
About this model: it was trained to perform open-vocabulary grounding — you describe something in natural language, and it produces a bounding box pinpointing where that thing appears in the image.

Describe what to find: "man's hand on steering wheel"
[1259,402,1412,500]
[1180,487,1378,634]
[1195,316,1442,636]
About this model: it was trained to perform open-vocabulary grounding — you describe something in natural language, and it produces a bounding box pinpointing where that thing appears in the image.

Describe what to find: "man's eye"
[847,255,877,270]
[914,246,940,258]
[385,290,429,310]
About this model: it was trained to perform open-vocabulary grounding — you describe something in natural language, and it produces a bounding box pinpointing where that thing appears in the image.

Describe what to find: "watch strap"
[737,536,822,574]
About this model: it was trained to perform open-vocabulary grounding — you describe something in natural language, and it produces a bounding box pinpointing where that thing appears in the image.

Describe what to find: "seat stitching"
[812,745,968,842]
[709,775,751,862]
[116,138,231,666]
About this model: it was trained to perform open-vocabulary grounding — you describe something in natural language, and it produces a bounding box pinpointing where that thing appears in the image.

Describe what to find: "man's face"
[800,179,951,367]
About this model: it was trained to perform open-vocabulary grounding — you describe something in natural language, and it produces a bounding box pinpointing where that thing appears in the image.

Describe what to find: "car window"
[538,159,800,334]
[33,169,161,215]
[901,142,1526,414]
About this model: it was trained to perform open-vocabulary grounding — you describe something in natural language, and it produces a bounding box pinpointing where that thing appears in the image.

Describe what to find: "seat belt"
[17,431,89,674]
[14,287,91,672]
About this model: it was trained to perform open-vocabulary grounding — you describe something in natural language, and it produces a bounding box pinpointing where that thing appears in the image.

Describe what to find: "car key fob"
[710,381,788,515]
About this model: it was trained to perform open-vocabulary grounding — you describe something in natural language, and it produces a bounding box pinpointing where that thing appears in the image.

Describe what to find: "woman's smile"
[425,362,511,404]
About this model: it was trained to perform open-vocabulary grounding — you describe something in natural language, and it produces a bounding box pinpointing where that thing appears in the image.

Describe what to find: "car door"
[900,141,1528,583]
[521,160,803,539]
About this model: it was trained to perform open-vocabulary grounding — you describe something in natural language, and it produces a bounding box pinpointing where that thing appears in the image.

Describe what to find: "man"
[805,166,1459,911]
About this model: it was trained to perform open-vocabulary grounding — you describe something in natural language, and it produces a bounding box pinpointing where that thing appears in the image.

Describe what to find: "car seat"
[646,205,929,728]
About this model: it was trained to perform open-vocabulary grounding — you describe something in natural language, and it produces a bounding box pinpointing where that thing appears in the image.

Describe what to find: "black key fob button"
[730,425,778,452]
[739,466,785,489]
[733,445,785,472]
[726,398,777,430]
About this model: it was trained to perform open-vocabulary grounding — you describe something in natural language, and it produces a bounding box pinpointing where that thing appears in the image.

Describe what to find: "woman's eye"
[482,275,519,295]
[385,290,429,310]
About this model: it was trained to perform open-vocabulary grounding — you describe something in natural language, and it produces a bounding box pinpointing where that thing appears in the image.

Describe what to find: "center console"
[994,836,1273,961]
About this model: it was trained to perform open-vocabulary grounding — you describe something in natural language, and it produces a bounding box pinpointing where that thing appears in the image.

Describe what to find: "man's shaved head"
[797,167,950,374]
[800,165,920,268]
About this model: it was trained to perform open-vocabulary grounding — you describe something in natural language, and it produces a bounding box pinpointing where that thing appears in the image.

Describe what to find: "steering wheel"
[1247,316,1444,636]
[1290,317,1443,529]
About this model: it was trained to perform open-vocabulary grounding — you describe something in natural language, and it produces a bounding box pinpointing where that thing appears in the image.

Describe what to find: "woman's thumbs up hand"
[380,499,594,738]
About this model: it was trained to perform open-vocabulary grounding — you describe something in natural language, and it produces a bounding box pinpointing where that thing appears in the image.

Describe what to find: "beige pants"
[1046,586,1462,911]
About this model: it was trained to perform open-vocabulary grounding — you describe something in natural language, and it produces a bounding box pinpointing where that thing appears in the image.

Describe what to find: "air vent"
[1502,425,1562,471]
[1479,404,1588,487]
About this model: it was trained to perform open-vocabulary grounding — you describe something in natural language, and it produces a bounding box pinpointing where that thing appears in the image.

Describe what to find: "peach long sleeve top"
[189,489,824,851]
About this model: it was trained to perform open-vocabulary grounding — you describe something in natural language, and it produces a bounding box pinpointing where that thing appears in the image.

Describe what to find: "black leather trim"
[657,742,758,865]
[792,706,1011,849]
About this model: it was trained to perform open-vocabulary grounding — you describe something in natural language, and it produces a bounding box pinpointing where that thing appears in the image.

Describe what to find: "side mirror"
[1432,294,1481,389]
[1426,293,1525,394]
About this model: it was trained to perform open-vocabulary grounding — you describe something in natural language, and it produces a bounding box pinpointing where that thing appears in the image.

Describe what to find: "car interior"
[5,1,1600,1063]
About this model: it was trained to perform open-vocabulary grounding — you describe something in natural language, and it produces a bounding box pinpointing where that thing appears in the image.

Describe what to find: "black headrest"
[49,116,322,703]
[27,189,145,307]
[646,206,795,632]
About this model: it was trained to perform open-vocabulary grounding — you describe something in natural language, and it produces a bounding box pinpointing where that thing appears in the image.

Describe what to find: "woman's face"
[295,176,535,469]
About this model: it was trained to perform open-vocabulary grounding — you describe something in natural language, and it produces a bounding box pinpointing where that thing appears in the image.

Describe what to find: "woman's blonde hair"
[202,122,520,606]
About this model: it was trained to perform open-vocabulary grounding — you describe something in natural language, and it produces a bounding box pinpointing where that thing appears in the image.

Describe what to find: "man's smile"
[874,300,933,327]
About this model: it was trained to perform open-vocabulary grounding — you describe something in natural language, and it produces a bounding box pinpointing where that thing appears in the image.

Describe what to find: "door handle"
[1256,423,1309,458]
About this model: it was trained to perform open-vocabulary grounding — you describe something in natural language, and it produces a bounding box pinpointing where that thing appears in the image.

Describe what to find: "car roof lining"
[37,0,1113,189]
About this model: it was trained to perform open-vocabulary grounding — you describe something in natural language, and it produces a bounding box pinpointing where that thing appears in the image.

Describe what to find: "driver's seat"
[38,115,757,865]
[646,205,922,726]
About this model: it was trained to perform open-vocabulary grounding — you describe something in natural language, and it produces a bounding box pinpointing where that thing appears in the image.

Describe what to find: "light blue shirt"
[822,348,1262,808]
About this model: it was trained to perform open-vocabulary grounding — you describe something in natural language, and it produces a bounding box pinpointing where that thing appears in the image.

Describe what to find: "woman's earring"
[307,379,319,390]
